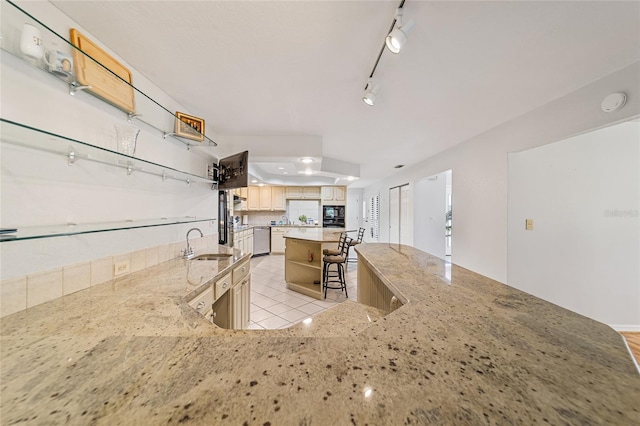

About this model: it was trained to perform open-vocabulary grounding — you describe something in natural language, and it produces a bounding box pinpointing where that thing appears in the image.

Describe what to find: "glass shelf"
[0,0,217,151]
[0,118,216,185]
[0,217,215,243]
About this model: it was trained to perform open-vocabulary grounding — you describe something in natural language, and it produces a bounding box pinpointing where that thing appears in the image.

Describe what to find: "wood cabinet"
[271,227,286,254]
[321,186,346,204]
[259,186,272,210]
[231,259,251,329]
[188,286,214,318]
[233,228,253,255]
[234,187,248,211]
[271,186,286,210]
[247,186,260,210]
[240,186,286,211]
[286,186,321,199]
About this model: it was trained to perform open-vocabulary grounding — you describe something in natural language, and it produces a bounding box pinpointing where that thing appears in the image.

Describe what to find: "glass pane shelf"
[0,0,217,150]
[1,118,216,184]
[0,217,215,243]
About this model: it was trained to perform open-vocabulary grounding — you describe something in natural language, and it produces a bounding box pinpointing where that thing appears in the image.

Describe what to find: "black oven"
[323,205,345,228]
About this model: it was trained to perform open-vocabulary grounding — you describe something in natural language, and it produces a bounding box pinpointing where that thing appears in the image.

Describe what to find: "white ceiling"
[51,0,640,188]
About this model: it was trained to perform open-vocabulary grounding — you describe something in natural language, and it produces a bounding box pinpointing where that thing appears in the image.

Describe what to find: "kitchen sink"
[192,253,233,260]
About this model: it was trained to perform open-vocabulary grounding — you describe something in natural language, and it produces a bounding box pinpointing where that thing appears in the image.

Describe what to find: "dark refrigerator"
[218,190,234,246]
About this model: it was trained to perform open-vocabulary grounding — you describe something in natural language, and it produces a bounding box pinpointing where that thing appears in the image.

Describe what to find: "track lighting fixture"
[362,80,379,106]
[385,8,414,54]
[362,1,412,106]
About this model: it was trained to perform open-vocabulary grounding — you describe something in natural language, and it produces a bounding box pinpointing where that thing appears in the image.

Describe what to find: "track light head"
[362,81,379,106]
[385,9,415,54]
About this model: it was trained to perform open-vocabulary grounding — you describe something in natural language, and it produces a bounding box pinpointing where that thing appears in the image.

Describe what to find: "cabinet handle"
[222,282,228,288]
[241,266,246,272]
[196,301,206,311]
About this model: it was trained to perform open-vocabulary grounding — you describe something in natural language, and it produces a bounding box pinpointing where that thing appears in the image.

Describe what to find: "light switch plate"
[113,260,130,277]
[525,219,534,231]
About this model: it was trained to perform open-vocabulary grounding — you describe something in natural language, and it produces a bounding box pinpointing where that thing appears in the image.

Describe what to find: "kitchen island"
[283,227,343,299]
[1,243,638,425]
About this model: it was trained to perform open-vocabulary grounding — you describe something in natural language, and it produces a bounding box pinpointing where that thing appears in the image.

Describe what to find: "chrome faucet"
[183,227,203,259]
[281,215,289,225]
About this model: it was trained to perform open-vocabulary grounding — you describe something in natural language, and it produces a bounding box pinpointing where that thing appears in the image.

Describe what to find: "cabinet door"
[247,186,260,210]
[271,187,286,210]
[259,186,272,210]
[334,186,346,201]
[231,283,243,329]
[321,186,333,201]
[271,230,286,254]
[247,233,254,255]
[241,276,251,329]
[303,186,321,199]
[286,186,303,199]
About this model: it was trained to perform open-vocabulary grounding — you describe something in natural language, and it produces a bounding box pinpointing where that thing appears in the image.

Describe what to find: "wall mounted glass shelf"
[0,217,215,243]
[0,0,217,151]
[0,118,216,185]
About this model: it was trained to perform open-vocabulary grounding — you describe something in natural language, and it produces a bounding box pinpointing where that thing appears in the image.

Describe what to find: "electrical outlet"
[113,260,130,277]
[525,219,534,231]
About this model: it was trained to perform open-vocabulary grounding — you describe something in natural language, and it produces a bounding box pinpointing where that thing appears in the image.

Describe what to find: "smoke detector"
[601,92,627,113]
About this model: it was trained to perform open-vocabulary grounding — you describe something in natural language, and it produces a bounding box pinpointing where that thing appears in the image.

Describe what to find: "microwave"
[323,205,345,228]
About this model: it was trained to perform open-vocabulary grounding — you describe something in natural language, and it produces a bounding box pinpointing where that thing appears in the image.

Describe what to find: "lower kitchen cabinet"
[231,276,251,329]
[231,259,251,329]
[271,227,286,254]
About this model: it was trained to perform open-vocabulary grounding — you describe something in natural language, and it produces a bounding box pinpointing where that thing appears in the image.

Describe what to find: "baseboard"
[608,324,640,332]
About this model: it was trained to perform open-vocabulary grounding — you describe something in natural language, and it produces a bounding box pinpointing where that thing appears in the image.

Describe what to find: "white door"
[346,193,360,231]
[389,187,400,244]
[413,172,447,259]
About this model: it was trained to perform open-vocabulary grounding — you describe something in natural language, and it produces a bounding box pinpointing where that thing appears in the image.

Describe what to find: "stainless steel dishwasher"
[253,226,271,256]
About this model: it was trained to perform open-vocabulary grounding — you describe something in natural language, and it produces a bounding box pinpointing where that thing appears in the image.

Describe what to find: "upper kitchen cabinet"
[247,187,260,210]
[271,187,286,210]
[240,186,286,211]
[322,186,346,204]
[286,186,321,199]
[259,186,272,210]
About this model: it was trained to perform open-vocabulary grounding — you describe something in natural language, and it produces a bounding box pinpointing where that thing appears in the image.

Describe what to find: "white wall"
[508,121,639,329]
[362,61,639,327]
[0,1,218,279]
[413,171,448,260]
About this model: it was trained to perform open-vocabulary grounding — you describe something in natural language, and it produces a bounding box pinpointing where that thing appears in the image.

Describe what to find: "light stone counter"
[282,227,344,242]
[1,243,638,425]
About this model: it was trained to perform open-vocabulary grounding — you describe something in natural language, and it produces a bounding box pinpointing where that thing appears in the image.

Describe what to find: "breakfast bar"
[1,243,639,425]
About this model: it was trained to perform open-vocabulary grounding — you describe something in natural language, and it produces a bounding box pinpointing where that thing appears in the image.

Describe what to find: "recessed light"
[347,176,355,181]
[251,179,258,183]
[258,183,264,187]
[277,167,285,170]
[394,164,404,169]
[299,158,314,164]
[282,172,288,175]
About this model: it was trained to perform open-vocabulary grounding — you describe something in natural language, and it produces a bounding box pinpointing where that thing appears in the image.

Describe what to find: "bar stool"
[322,236,351,299]
[346,227,365,267]
[323,232,348,256]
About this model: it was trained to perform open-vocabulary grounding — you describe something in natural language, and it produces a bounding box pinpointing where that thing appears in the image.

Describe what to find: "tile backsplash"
[0,234,217,318]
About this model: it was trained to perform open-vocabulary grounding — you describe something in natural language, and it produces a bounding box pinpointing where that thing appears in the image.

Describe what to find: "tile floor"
[248,254,357,330]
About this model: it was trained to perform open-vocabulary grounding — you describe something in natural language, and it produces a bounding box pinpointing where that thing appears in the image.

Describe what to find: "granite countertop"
[1,243,639,424]
[282,227,344,243]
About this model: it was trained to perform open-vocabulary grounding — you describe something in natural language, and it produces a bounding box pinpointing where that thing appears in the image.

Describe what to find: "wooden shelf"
[288,260,322,270]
